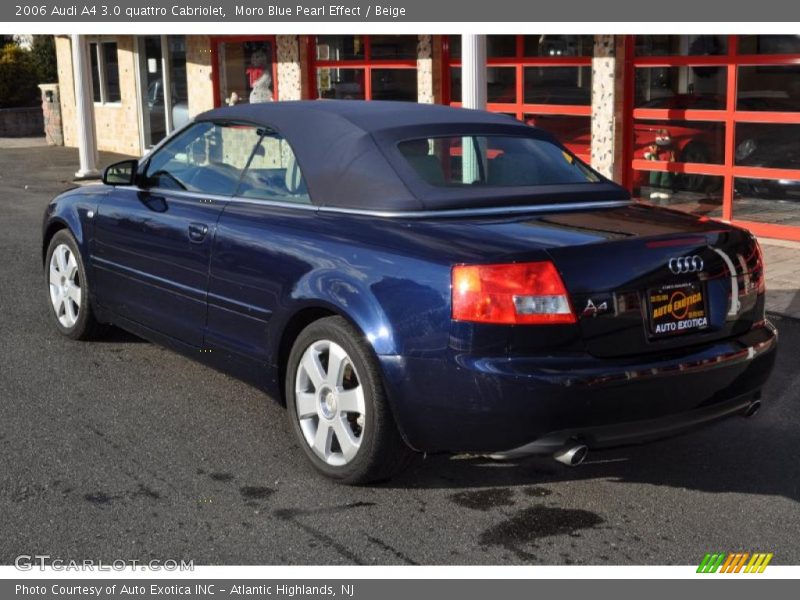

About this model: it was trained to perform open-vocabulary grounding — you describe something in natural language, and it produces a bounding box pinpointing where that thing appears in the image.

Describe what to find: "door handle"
[188,222,209,243]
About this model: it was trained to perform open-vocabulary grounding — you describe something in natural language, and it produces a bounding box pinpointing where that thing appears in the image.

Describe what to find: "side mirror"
[103,159,139,186]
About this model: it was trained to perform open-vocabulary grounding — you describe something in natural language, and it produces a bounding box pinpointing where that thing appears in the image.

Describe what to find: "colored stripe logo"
[697,552,773,573]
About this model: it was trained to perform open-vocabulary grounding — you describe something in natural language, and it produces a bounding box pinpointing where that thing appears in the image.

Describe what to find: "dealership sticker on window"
[648,282,709,336]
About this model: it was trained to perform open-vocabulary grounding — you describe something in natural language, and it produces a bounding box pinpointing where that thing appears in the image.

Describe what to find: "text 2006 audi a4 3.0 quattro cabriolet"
[43,101,777,483]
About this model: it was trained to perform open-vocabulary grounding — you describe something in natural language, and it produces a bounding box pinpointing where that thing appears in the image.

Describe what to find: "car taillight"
[451,261,576,325]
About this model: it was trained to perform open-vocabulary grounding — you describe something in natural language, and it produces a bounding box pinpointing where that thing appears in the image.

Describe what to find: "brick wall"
[55,36,77,149]
[186,35,214,115]
[0,107,44,137]
[277,35,302,101]
[38,84,63,145]
[590,35,627,182]
[417,35,434,104]
[591,34,616,178]
[55,35,142,156]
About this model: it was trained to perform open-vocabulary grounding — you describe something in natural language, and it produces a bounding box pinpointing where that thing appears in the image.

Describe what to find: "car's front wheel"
[286,316,414,484]
[45,229,105,340]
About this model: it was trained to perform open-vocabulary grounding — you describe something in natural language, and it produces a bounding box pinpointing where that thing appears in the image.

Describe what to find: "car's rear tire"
[45,230,105,340]
[285,316,415,484]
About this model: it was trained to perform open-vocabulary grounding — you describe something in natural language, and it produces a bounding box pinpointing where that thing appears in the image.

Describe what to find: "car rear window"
[397,135,600,188]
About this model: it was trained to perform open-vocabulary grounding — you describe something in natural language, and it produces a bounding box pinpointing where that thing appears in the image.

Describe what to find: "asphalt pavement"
[1,146,799,566]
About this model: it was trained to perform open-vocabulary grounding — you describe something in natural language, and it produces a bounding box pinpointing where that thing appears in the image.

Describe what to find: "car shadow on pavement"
[93,326,149,344]
[385,414,800,504]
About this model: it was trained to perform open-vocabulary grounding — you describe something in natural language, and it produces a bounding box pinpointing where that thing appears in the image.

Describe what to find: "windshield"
[398,135,600,188]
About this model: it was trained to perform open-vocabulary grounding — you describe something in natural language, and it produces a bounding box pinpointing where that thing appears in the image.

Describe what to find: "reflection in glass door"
[137,35,188,149]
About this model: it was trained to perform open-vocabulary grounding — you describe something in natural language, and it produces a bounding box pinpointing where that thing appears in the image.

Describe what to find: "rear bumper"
[493,391,759,458]
[380,322,778,453]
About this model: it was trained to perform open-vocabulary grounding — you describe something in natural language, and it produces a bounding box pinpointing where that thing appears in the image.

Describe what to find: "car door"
[205,129,314,362]
[92,121,264,346]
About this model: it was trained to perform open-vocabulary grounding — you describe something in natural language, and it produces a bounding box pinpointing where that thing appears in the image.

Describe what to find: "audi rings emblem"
[668,255,704,274]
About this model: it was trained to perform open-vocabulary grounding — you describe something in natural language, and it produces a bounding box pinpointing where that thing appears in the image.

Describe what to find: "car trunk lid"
[543,220,764,358]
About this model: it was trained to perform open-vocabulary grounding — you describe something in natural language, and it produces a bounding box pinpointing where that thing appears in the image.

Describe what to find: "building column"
[461,34,487,110]
[417,35,433,103]
[277,35,302,101]
[160,35,174,134]
[590,34,627,182]
[460,35,486,183]
[186,36,214,115]
[71,34,99,178]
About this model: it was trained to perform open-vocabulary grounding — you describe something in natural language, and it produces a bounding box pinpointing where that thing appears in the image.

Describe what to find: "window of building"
[635,35,728,57]
[88,41,121,104]
[312,35,418,101]
[137,35,189,148]
[626,35,800,240]
[210,35,278,106]
[448,34,593,59]
[211,37,278,107]
[738,35,800,55]
[444,35,593,162]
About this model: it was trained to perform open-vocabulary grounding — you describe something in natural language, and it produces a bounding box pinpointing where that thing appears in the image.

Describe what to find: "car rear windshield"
[397,135,600,188]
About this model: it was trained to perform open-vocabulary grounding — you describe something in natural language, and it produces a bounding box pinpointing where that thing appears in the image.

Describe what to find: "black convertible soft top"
[197,100,629,212]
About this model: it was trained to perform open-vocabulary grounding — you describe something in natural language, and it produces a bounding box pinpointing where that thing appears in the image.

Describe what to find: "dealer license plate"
[647,282,709,337]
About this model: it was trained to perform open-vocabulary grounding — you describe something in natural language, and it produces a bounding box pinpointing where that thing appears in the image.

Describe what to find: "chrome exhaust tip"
[743,400,762,418]
[553,444,588,467]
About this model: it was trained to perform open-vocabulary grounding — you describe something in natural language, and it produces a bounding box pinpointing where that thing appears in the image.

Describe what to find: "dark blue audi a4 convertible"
[43,101,777,483]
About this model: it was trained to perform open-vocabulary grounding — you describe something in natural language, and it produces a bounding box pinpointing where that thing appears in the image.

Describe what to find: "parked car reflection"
[146,78,190,143]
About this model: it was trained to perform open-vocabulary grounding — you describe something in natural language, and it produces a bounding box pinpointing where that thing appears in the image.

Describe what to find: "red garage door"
[625,35,800,241]
[309,35,419,102]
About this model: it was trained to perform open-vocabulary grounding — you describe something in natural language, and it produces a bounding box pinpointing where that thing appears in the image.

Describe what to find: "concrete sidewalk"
[0,136,48,148]
[761,239,800,320]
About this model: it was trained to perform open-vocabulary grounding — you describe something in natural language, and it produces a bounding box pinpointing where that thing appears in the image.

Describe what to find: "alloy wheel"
[48,243,82,329]
[294,339,366,467]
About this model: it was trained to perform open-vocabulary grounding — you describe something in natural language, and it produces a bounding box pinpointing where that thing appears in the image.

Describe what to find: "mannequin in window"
[246,49,268,87]
[644,141,674,203]
[250,71,274,104]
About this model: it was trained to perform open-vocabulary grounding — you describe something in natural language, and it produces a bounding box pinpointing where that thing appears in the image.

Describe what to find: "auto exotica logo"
[697,552,773,573]
[651,290,704,321]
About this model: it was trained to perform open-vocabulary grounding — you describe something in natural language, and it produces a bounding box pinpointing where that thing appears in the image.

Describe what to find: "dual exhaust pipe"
[495,400,761,467]
[488,441,588,465]
[550,399,762,466]
[553,443,589,467]
[743,399,762,418]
